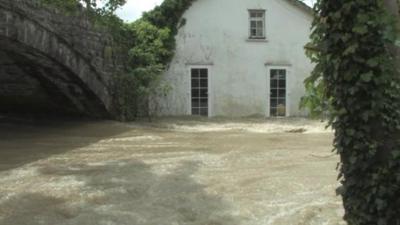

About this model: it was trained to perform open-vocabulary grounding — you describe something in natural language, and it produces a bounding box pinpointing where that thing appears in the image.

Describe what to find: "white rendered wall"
[159,0,313,117]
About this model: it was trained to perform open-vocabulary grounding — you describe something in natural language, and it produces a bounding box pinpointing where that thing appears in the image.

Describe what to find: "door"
[191,68,208,116]
[270,69,287,117]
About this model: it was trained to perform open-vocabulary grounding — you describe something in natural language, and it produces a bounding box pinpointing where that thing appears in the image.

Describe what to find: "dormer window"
[249,10,266,39]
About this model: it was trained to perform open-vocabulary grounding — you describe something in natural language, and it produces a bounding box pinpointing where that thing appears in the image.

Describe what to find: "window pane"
[278,98,286,106]
[192,79,199,88]
[270,99,277,108]
[200,89,208,98]
[270,108,277,117]
[191,69,200,78]
[278,80,286,88]
[200,79,208,87]
[250,11,264,18]
[271,89,278,98]
[192,99,200,108]
[278,89,286,97]
[200,69,208,78]
[251,21,257,28]
[271,80,278,89]
[271,69,278,78]
[256,29,263,37]
[192,89,200,98]
[200,98,208,107]
[271,69,286,81]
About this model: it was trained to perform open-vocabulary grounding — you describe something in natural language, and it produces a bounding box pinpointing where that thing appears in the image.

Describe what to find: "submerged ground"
[0,116,345,225]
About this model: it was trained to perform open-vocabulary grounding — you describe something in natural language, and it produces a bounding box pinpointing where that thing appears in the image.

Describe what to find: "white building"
[159,0,313,117]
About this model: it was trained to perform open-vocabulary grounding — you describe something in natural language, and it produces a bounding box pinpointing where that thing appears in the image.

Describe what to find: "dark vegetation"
[306,0,400,224]
[41,0,196,121]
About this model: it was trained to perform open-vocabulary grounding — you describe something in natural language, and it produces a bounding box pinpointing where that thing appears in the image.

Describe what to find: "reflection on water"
[0,116,344,225]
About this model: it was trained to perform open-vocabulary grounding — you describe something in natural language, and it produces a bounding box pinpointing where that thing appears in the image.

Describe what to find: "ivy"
[309,0,400,224]
[41,0,196,121]
[40,0,126,14]
[40,0,129,42]
[299,76,331,118]
[40,0,81,13]
[113,20,171,120]
[113,0,197,121]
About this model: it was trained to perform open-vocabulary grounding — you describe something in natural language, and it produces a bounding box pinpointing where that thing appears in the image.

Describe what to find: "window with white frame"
[249,10,266,39]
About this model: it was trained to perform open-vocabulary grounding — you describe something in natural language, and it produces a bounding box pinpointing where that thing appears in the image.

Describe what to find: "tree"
[80,0,126,12]
[41,0,126,14]
[112,0,197,121]
[309,0,400,224]
[114,21,171,120]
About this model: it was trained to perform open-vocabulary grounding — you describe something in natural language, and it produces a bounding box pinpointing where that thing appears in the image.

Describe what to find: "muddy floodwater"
[0,117,346,225]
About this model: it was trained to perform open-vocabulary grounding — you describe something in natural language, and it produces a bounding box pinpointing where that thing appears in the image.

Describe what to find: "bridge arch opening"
[0,37,109,118]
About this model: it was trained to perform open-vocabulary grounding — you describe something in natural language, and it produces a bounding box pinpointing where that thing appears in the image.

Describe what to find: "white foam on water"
[99,136,163,143]
[167,121,332,134]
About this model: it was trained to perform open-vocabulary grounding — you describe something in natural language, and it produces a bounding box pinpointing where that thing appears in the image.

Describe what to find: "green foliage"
[41,0,196,120]
[113,65,170,121]
[299,77,330,118]
[41,0,125,14]
[40,0,81,13]
[142,0,196,33]
[40,0,128,42]
[114,0,196,121]
[100,0,126,13]
[128,21,171,66]
[114,21,172,120]
[141,0,197,64]
[309,0,400,224]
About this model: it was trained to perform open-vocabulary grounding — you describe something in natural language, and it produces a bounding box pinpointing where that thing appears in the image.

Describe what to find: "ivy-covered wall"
[309,0,400,224]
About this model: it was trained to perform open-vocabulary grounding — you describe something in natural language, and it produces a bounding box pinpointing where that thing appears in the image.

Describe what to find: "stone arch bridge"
[0,0,125,117]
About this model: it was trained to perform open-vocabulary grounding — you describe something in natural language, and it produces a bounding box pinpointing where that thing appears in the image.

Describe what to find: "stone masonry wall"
[0,0,127,116]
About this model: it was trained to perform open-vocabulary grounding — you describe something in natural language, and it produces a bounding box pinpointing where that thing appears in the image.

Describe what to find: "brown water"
[0,117,345,225]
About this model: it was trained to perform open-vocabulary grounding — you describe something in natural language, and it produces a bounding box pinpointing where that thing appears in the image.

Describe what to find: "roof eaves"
[285,0,314,15]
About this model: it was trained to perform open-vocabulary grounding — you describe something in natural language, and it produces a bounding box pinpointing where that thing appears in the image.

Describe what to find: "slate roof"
[285,0,314,15]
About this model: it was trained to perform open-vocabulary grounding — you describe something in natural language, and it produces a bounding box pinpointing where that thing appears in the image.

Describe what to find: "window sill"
[246,38,268,43]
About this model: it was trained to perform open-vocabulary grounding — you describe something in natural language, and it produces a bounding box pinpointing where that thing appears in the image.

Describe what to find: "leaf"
[343,44,358,55]
[361,111,369,122]
[336,185,345,195]
[352,24,368,34]
[366,58,379,67]
[395,39,400,47]
[376,199,386,210]
[361,72,373,82]
[338,108,347,115]
[349,156,357,164]
[378,219,386,225]
[392,151,400,159]
[346,128,356,136]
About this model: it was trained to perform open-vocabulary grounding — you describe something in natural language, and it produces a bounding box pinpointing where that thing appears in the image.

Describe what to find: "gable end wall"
[158,0,313,117]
